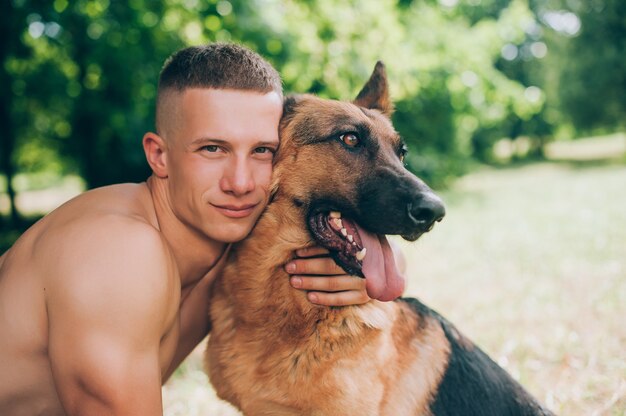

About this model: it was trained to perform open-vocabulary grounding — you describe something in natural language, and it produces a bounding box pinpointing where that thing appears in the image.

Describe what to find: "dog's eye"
[399,144,408,163]
[340,133,360,148]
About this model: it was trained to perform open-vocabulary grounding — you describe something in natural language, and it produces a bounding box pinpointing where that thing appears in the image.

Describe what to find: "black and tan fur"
[206,63,554,416]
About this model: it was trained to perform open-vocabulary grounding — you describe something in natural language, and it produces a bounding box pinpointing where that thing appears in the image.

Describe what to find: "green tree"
[557,0,626,133]
[0,0,28,225]
[2,0,575,234]
[239,0,548,184]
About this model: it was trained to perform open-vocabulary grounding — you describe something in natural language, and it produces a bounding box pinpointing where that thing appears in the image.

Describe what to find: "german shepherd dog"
[206,63,554,416]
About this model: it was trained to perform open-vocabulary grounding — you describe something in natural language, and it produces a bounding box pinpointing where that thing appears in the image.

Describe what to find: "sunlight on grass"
[163,162,626,415]
[163,361,241,416]
[545,133,626,161]
[400,162,626,415]
[0,174,85,216]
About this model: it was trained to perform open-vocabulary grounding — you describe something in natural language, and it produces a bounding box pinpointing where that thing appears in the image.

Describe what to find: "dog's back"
[402,298,553,415]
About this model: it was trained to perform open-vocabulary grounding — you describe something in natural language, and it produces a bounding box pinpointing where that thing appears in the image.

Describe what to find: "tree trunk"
[0,0,20,226]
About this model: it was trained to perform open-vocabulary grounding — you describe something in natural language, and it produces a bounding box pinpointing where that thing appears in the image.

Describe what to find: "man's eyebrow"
[256,140,280,147]
[189,137,225,147]
[189,137,279,148]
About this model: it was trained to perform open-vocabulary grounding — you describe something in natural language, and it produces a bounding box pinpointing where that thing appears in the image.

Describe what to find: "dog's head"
[274,62,445,301]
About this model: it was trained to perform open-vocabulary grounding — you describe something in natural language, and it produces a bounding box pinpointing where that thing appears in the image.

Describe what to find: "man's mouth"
[212,203,259,219]
[308,211,405,301]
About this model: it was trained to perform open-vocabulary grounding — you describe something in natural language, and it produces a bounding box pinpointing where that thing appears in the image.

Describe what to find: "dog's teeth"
[427,223,434,231]
[331,218,342,229]
[347,235,353,242]
[352,242,357,246]
[341,228,348,237]
[356,248,367,261]
[330,211,342,219]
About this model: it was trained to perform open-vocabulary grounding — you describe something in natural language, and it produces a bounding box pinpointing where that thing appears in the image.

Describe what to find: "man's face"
[164,88,282,243]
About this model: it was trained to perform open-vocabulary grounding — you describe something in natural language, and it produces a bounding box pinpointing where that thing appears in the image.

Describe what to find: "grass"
[398,162,626,415]
[162,160,626,415]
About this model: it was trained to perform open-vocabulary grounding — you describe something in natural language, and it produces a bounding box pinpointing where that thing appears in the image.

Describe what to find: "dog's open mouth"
[308,211,405,301]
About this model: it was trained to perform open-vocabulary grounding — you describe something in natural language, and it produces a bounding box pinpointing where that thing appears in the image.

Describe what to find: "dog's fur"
[205,63,554,416]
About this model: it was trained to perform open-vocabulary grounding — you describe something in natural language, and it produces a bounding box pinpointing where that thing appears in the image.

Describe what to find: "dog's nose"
[407,194,445,228]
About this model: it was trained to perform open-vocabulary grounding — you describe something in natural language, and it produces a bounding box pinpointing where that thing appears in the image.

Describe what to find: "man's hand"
[285,246,370,306]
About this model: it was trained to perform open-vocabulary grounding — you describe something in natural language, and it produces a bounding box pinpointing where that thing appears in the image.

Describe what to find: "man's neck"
[146,176,227,288]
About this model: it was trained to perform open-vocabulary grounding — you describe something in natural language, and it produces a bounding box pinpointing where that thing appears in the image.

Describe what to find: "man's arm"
[44,218,178,416]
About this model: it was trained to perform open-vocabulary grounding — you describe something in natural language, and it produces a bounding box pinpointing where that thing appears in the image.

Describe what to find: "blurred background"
[1,0,624,414]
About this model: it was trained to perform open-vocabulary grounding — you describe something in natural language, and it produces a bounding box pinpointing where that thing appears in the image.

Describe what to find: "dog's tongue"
[356,225,405,302]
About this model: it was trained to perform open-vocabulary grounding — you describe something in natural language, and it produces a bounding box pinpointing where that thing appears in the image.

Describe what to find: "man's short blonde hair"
[156,43,283,135]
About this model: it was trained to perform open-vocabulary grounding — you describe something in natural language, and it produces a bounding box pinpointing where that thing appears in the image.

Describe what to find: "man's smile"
[211,202,260,218]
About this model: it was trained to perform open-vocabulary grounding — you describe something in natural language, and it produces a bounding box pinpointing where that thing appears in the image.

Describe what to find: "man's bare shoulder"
[33,183,161,262]
[36,188,179,415]
[42,220,178,350]
[53,182,158,226]
[34,184,179,328]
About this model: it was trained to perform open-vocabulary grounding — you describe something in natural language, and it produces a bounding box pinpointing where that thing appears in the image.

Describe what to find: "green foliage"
[245,0,549,182]
[557,0,626,133]
[1,0,623,225]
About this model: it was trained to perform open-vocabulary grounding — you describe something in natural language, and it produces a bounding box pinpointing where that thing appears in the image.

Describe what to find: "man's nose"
[221,157,255,195]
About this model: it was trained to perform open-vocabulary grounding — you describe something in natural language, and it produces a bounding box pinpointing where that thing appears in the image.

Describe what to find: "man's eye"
[254,147,275,155]
[339,133,360,148]
[201,145,220,152]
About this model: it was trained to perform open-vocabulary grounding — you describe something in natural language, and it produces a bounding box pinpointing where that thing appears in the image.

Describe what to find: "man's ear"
[353,61,394,116]
[143,132,168,178]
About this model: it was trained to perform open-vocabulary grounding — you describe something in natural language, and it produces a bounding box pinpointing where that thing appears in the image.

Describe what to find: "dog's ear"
[281,94,302,121]
[353,61,394,116]
[280,94,303,134]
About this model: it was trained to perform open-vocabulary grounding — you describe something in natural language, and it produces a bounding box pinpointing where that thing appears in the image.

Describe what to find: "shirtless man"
[0,43,371,415]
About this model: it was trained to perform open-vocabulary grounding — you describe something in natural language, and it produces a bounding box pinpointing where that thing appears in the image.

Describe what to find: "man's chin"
[208,223,256,244]
[202,206,265,243]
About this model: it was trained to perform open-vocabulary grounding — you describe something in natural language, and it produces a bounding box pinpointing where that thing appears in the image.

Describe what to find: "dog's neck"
[218,193,376,334]
[211,191,397,368]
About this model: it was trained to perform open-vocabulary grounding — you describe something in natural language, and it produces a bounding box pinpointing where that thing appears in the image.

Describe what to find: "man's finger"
[290,275,365,292]
[295,246,330,258]
[307,290,370,306]
[285,257,346,276]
